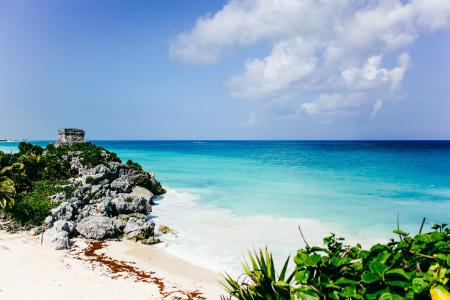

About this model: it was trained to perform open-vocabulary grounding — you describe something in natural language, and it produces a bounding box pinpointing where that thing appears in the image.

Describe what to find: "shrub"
[126,160,166,195]
[40,156,72,180]
[8,181,63,226]
[127,159,143,171]
[18,142,43,156]
[131,172,166,195]
[45,142,121,169]
[223,225,450,300]
[85,176,94,184]
[72,143,121,167]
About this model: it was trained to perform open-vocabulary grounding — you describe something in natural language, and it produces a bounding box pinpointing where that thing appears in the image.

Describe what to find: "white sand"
[0,231,222,300]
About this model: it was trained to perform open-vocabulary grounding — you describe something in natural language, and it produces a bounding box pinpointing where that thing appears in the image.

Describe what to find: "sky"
[0,0,449,140]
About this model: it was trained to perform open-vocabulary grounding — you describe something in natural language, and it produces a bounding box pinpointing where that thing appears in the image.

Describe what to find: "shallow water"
[2,140,449,272]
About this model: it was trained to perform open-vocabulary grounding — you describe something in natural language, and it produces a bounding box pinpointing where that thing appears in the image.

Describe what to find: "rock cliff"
[41,143,164,249]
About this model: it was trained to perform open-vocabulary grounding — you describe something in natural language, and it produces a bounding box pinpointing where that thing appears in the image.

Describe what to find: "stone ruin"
[54,128,85,147]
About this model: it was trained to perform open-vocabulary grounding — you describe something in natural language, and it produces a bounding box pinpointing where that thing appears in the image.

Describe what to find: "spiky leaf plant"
[222,248,295,300]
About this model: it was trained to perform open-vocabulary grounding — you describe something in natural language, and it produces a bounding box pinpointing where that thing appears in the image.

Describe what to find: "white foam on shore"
[152,188,388,275]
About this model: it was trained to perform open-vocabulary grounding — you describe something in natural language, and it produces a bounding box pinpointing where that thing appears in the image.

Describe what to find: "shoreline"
[152,188,389,275]
[0,230,222,299]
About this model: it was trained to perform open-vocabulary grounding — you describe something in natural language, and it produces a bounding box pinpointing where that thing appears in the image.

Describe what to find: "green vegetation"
[223,225,450,300]
[223,248,294,299]
[126,159,166,195]
[85,176,94,184]
[42,142,121,177]
[131,172,166,195]
[0,163,24,208]
[7,181,63,226]
[0,141,156,226]
[126,159,143,171]
[0,141,119,194]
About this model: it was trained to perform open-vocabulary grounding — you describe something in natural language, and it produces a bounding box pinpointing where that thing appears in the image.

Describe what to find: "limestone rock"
[158,225,173,235]
[75,216,120,239]
[110,177,131,193]
[123,217,155,240]
[42,227,70,250]
[50,192,66,203]
[51,202,74,221]
[39,129,167,247]
[44,215,54,226]
[111,195,151,215]
[53,220,75,234]
[131,186,153,201]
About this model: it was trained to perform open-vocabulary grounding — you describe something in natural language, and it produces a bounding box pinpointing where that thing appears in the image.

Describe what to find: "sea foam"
[153,188,387,275]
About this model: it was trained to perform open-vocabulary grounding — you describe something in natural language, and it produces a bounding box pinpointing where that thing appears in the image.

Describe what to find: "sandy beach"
[0,230,223,300]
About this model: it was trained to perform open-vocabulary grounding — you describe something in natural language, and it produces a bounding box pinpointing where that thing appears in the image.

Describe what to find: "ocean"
[1,140,449,273]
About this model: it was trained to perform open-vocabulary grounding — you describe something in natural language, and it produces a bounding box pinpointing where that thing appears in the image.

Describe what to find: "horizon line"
[2,139,450,142]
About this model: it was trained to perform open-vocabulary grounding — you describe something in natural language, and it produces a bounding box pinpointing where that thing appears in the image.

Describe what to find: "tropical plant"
[0,167,16,208]
[8,180,62,225]
[222,225,450,300]
[0,163,24,208]
[222,248,295,300]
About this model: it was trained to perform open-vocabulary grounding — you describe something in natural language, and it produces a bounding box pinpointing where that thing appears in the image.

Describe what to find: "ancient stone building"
[54,128,85,147]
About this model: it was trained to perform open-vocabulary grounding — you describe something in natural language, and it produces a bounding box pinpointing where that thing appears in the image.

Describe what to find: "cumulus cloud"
[300,93,366,117]
[170,0,450,119]
[370,99,385,119]
[341,53,410,90]
[242,112,259,126]
[228,37,317,99]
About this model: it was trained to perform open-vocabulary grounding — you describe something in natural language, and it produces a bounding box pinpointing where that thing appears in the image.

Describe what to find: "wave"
[151,188,389,275]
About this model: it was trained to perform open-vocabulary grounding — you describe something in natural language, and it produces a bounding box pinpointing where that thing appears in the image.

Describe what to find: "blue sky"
[0,0,449,140]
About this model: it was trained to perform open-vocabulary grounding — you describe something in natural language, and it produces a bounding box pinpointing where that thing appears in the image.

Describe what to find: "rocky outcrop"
[42,220,74,250]
[76,216,121,240]
[41,147,164,249]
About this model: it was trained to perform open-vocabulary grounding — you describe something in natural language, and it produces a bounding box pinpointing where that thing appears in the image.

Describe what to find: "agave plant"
[222,248,295,300]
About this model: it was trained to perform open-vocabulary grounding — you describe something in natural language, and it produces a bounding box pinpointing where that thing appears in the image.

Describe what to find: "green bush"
[223,225,450,300]
[131,172,166,195]
[40,154,72,180]
[85,176,94,184]
[126,159,143,171]
[45,142,121,168]
[38,142,122,179]
[8,181,63,226]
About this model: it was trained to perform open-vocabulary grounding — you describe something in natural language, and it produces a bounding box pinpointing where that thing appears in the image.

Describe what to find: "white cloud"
[300,93,366,117]
[171,0,450,119]
[228,37,317,99]
[242,112,258,126]
[370,99,385,119]
[341,53,410,90]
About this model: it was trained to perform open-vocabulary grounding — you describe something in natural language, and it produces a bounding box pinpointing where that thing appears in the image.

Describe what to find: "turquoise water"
[2,141,449,231]
[2,140,449,270]
[103,141,450,231]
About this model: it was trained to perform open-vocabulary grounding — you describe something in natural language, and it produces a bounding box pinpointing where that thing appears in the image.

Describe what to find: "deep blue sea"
[1,140,449,271]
